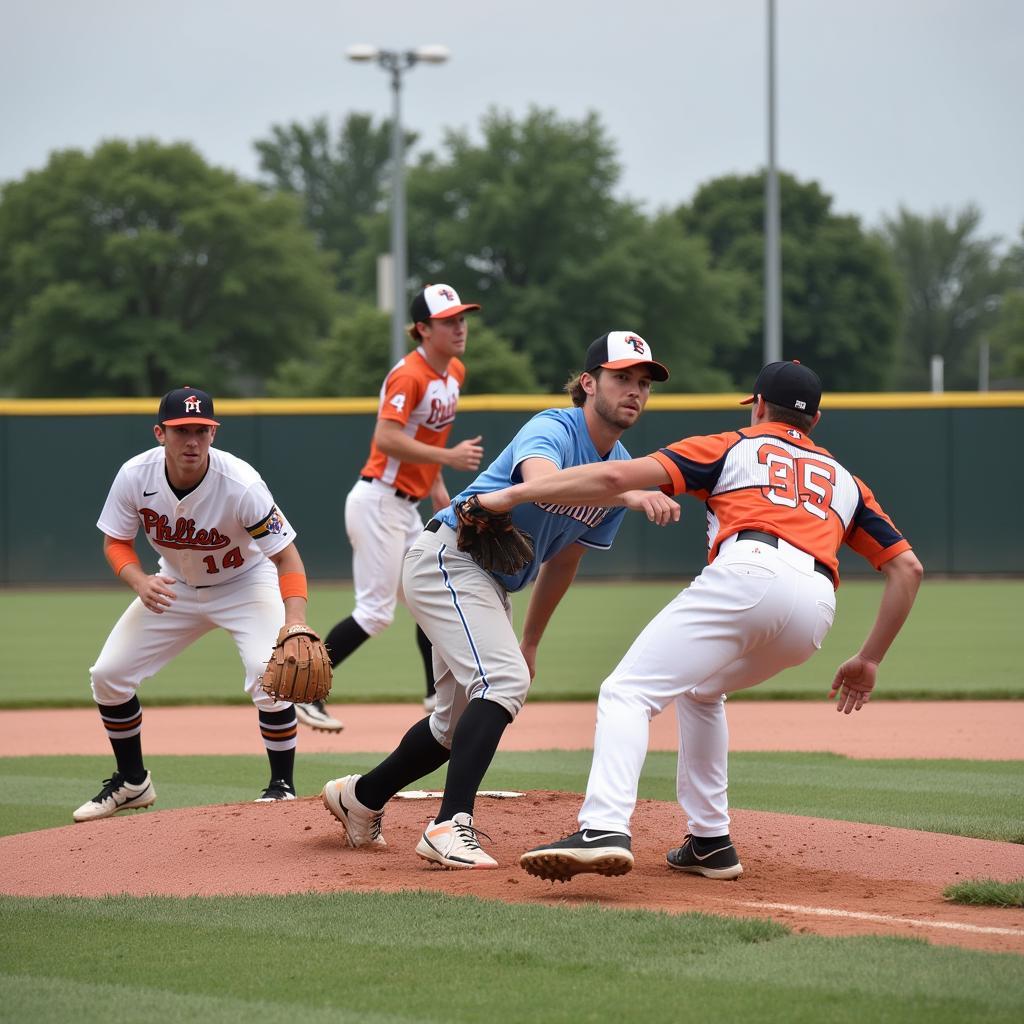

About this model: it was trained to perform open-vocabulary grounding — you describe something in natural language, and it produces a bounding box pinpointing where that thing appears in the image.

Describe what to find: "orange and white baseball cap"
[584,331,669,382]
[157,387,220,426]
[409,283,481,323]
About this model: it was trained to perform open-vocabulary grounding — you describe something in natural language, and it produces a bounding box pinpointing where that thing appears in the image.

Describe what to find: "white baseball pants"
[579,535,836,837]
[90,559,291,711]
[402,522,530,746]
[345,478,424,636]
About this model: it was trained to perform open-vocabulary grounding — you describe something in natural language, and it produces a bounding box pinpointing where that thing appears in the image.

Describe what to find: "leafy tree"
[878,206,1007,390]
[254,114,409,296]
[681,172,902,391]
[0,140,336,397]
[266,303,539,397]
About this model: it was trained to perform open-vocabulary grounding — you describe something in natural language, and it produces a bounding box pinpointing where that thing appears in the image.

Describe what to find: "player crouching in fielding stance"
[73,387,315,821]
[477,360,923,881]
[321,332,678,868]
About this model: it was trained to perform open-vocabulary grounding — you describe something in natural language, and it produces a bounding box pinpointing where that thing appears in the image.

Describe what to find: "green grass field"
[3,578,1022,707]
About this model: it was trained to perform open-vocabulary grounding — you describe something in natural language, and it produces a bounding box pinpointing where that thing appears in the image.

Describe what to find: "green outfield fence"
[2,392,1022,585]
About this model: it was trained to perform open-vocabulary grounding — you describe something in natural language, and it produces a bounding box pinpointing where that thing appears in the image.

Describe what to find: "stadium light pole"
[347,43,450,366]
[764,0,782,365]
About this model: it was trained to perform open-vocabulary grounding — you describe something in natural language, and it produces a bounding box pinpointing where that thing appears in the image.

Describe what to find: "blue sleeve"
[509,411,573,480]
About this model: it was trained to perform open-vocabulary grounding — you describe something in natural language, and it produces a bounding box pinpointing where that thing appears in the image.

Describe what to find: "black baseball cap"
[584,331,669,382]
[740,360,822,416]
[157,387,219,426]
[409,283,481,324]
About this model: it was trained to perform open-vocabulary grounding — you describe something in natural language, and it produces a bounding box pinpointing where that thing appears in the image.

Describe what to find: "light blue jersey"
[434,406,630,592]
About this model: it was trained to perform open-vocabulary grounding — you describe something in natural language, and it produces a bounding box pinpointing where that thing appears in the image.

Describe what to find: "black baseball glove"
[454,495,535,575]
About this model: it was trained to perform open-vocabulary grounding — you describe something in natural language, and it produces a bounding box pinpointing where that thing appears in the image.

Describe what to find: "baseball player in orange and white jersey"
[304,285,484,731]
[73,387,313,822]
[476,360,923,881]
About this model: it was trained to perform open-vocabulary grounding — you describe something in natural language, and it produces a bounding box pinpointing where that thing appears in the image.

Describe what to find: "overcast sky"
[4,1,1022,243]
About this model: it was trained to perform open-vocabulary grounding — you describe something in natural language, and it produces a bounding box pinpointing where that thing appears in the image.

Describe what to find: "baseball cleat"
[666,834,743,879]
[73,771,156,822]
[322,775,387,848]
[296,700,344,732]
[255,779,296,802]
[519,829,633,882]
[415,813,497,869]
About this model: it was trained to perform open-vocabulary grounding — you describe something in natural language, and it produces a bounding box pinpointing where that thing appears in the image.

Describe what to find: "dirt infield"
[4,701,1023,955]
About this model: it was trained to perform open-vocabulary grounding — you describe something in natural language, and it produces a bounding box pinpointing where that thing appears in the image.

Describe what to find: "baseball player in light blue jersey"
[322,332,679,868]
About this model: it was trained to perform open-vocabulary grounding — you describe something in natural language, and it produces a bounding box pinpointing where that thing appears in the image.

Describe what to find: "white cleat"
[321,775,386,848]
[73,771,156,822]
[415,812,498,869]
[296,700,344,732]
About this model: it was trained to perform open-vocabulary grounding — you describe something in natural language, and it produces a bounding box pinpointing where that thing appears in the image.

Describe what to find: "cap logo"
[437,287,455,301]
[794,399,807,410]
[624,335,646,355]
[184,396,203,414]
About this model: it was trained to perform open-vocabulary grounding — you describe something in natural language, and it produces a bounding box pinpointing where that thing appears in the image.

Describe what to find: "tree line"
[1,107,1021,397]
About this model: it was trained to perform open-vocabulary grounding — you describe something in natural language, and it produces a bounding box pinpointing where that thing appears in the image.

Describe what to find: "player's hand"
[622,490,681,526]
[447,435,484,472]
[136,574,178,614]
[829,655,878,714]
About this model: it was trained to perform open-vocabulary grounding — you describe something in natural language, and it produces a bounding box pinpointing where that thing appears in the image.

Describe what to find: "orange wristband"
[105,539,141,577]
[279,571,308,601]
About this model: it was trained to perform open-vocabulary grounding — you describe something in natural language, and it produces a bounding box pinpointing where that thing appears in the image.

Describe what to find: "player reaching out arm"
[320,331,677,869]
[307,285,484,732]
[475,360,922,883]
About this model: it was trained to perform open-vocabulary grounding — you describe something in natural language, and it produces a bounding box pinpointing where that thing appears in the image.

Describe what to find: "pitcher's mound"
[2,790,1021,955]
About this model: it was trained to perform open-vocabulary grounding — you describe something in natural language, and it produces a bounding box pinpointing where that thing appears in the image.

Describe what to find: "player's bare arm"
[429,473,451,514]
[373,419,484,471]
[519,542,587,680]
[270,542,309,626]
[103,535,177,613]
[481,456,674,515]
[830,549,924,714]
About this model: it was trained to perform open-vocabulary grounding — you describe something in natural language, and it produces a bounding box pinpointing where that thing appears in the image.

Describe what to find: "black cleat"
[666,834,743,879]
[519,829,634,882]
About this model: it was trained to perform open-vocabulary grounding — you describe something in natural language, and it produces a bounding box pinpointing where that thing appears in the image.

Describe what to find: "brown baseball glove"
[454,494,535,575]
[260,624,333,703]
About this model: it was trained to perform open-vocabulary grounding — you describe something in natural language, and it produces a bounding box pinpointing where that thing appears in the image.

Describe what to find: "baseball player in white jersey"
[474,359,923,881]
[302,285,484,733]
[321,332,679,868]
[73,387,314,822]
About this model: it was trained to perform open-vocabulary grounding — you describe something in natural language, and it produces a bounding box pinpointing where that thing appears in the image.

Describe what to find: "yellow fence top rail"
[2,392,1023,416]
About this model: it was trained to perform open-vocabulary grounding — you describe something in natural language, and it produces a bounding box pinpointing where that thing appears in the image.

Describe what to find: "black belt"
[360,475,420,504]
[736,530,832,581]
[424,519,442,533]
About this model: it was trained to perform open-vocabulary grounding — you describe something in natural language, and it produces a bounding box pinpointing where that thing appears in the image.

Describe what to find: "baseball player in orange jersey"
[477,360,923,881]
[302,285,484,732]
[73,387,314,821]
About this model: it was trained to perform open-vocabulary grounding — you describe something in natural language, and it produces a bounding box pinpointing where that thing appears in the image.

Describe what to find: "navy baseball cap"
[741,360,821,416]
[157,387,219,426]
[409,283,481,323]
[585,331,669,382]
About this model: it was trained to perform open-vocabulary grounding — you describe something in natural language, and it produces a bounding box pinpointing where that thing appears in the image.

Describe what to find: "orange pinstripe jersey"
[360,348,466,499]
[650,422,911,586]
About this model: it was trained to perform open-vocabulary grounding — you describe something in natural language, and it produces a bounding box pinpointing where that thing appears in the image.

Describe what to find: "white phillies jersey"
[97,447,297,587]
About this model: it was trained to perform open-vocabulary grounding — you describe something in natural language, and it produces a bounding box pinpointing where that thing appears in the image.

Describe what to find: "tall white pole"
[764,0,782,365]
[388,64,407,367]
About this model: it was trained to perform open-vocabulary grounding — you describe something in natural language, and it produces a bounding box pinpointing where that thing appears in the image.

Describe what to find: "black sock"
[436,698,513,822]
[325,616,371,668]
[355,716,450,810]
[692,834,732,851]
[416,625,436,698]
[259,707,297,788]
[98,697,146,783]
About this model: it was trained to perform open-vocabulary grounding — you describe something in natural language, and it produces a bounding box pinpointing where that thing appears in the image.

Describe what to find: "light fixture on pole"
[346,43,451,366]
